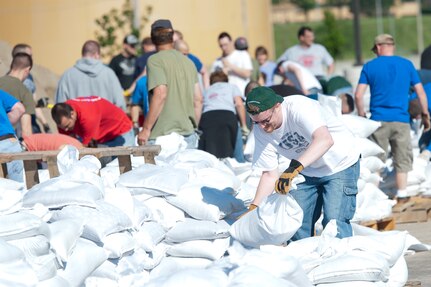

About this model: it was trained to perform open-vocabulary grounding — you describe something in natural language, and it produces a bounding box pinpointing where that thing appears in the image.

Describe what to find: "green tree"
[350,0,394,17]
[94,0,152,58]
[316,10,345,59]
[325,0,350,17]
[290,0,316,21]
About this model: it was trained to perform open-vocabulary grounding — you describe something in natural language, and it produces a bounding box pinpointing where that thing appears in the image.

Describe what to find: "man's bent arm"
[7,102,25,125]
[193,83,203,125]
[20,113,32,137]
[138,85,167,144]
[251,168,279,206]
[354,83,368,117]
[297,126,334,168]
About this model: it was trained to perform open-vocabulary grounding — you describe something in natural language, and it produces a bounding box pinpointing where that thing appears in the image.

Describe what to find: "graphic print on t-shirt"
[278,132,309,153]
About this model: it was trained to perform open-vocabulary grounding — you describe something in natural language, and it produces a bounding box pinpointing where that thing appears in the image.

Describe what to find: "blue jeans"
[233,124,245,163]
[289,159,360,240]
[0,137,24,182]
[103,128,135,147]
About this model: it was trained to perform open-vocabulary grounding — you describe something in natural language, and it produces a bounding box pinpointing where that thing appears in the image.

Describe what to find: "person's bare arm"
[234,96,247,128]
[193,82,203,125]
[7,102,25,125]
[287,63,309,95]
[251,168,279,206]
[200,66,210,90]
[327,62,335,76]
[20,114,32,137]
[137,85,168,145]
[354,83,368,117]
[413,82,431,131]
[296,126,334,168]
[222,58,251,79]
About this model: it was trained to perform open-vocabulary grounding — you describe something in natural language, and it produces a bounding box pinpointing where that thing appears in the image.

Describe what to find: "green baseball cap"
[245,86,284,115]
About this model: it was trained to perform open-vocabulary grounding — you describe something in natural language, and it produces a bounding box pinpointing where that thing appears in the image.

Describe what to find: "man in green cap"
[245,86,360,240]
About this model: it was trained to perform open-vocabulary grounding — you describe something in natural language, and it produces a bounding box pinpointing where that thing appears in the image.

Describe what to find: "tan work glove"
[421,112,431,132]
[236,203,258,220]
[275,159,304,194]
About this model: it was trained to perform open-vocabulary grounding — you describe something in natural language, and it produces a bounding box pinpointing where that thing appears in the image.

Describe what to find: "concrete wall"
[0,0,273,76]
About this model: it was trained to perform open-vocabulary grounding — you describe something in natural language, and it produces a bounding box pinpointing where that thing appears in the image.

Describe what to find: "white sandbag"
[315,281,386,286]
[117,243,169,273]
[228,241,313,286]
[386,255,408,287]
[229,193,303,248]
[104,186,153,227]
[361,156,385,173]
[0,238,39,287]
[134,221,166,252]
[50,201,132,243]
[118,272,150,287]
[355,138,385,158]
[154,132,187,159]
[188,167,241,191]
[165,218,230,243]
[145,268,228,287]
[48,219,83,262]
[223,157,253,176]
[37,275,71,287]
[167,237,230,260]
[353,183,394,222]
[27,252,59,281]
[166,184,244,222]
[23,171,104,209]
[102,231,135,259]
[0,177,25,191]
[142,197,185,229]
[341,114,381,138]
[58,238,108,287]
[0,211,50,241]
[56,145,79,175]
[307,250,389,285]
[84,277,118,287]
[7,234,50,258]
[161,149,219,170]
[116,164,189,196]
[149,257,212,280]
[318,93,342,118]
[89,260,119,282]
[0,189,23,215]
[228,265,296,287]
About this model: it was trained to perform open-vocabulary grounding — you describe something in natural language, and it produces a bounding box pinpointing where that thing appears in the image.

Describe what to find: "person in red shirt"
[51,96,134,147]
[22,133,83,151]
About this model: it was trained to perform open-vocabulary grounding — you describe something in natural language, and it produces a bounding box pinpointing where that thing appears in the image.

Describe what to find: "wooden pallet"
[392,196,431,224]
[0,145,161,189]
[359,216,396,231]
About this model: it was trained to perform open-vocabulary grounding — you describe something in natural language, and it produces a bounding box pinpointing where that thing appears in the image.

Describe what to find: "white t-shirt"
[280,60,322,91]
[277,44,334,77]
[253,96,359,177]
[202,82,241,114]
[211,50,253,97]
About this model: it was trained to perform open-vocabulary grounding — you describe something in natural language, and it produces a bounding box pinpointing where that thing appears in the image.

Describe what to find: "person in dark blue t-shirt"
[355,34,431,199]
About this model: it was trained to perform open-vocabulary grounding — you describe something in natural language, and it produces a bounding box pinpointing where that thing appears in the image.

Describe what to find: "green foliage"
[274,15,431,61]
[290,0,316,20]
[315,10,345,59]
[351,0,394,17]
[94,0,152,58]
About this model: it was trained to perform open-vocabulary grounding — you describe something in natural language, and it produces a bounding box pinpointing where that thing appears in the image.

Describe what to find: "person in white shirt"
[279,60,322,95]
[211,32,253,97]
[277,26,334,78]
[244,86,360,240]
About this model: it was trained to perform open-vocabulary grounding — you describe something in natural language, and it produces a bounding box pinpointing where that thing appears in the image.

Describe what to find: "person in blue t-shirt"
[130,74,149,134]
[355,34,431,199]
[0,89,25,182]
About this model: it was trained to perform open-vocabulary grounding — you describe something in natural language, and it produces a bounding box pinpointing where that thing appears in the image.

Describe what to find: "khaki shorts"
[370,122,412,173]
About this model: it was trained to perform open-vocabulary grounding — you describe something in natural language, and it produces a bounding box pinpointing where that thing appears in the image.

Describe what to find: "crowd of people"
[2,17,431,241]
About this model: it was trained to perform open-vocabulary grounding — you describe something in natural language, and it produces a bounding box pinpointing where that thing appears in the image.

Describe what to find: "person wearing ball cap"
[244,86,360,240]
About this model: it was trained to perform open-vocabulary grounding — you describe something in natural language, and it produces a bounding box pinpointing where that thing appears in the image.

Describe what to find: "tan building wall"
[0,0,273,76]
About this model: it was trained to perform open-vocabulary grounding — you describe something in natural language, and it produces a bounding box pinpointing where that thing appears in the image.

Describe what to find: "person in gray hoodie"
[55,40,126,111]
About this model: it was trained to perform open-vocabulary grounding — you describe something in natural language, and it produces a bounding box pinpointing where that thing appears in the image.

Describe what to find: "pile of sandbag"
[1,133,431,286]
